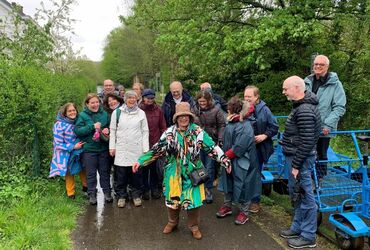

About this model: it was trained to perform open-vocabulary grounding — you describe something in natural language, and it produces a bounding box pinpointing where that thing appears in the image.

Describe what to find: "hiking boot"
[163,223,178,234]
[133,197,142,207]
[234,212,249,225]
[216,205,232,218]
[142,191,150,200]
[288,236,316,249]
[205,188,213,204]
[190,228,202,240]
[117,198,126,208]
[280,229,300,239]
[249,203,260,213]
[89,193,97,205]
[104,192,113,203]
[152,190,162,199]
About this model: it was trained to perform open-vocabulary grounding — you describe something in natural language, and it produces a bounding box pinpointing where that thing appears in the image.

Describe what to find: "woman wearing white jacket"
[109,90,149,208]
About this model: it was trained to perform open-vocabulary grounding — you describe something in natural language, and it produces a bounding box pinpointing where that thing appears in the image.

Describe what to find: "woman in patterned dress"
[132,102,231,240]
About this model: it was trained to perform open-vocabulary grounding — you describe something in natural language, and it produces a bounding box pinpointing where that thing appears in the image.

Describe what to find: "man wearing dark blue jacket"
[280,76,321,249]
[162,81,195,127]
[244,85,278,213]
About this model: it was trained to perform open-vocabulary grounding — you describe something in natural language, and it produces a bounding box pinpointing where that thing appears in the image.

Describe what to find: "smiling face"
[177,115,190,130]
[86,97,100,112]
[65,104,77,119]
[197,97,208,109]
[103,80,115,93]
[108,96,119,110]
[143,96,155,105]
[126,95,137,108]
[313,55,329,77]
[244,88,258,105]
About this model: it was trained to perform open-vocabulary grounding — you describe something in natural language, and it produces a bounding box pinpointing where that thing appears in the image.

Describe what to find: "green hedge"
[0,64,95,203]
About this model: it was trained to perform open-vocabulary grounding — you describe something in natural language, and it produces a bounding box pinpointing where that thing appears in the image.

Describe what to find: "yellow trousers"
[65,169,87,197]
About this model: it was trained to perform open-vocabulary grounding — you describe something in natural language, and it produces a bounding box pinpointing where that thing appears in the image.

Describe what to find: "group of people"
[49,54,346,248]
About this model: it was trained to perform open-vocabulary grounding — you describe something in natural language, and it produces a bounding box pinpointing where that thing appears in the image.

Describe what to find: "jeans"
[115,166,143,199]
[286,155,317,241]
[200,150,215,190]
[81,151,111,195]
[251,152,264,203]
[315,137,330,179]
[142,161,159,192]
[224,193,250,215]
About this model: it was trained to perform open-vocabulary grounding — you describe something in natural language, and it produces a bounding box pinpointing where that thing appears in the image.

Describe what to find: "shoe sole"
[249,209,259,213]
[280,234,300,239]
[234,218,249,225]
[216,211,232,218]
[288,243,316,249]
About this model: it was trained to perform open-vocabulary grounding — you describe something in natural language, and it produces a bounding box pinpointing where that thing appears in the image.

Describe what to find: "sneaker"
[280,229,300,239]
[288,236,316,249]
[104,192,113,203]
[89,194,97,205]
[249,203,260,213]
[133,197,142,207]
[234,212,249,225]
[216,205,232,218]
[143,191,150,200]
[205,189,213,204]
[152,190,162,199]
[117,198,126,208]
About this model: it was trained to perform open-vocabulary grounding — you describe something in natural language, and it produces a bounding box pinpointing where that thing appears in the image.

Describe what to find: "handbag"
[188,166,209,187]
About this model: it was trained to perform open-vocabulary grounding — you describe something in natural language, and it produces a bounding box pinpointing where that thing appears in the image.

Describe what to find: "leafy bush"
[0,63,95,202]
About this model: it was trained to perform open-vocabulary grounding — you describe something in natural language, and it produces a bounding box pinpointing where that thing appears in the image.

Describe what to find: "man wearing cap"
[139,89,167,200]
[162,81,195,127]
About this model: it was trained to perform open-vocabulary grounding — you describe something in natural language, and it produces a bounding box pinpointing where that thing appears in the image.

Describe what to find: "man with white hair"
[280,76,321,249]
[200,82,227,113]
[304,55,346,179]
[162,81,195,127]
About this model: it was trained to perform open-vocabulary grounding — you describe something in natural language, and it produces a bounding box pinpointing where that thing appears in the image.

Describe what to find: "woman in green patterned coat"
[133,102,231,240]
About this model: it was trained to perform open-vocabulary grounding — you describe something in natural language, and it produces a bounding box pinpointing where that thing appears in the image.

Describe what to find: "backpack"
[115,108,121,128]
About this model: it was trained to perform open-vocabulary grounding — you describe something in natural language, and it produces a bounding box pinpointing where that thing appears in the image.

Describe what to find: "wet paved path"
[72,190,285,250]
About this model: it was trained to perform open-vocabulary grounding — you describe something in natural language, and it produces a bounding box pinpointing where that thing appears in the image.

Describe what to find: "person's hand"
[255,134,268,144]
[94,122,101,129]
[292,167,299,179]
[322,128,330,136]
[73,141,85,149]
[132,162,140,173]
[102,128,109,135]
[109,149,116,157]
[226,165,232,174]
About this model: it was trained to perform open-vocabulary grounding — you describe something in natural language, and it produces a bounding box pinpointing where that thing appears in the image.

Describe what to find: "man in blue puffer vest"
[304,55,346,179]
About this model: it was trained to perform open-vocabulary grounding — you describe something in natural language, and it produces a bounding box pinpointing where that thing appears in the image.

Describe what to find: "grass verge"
[0,178,85,249]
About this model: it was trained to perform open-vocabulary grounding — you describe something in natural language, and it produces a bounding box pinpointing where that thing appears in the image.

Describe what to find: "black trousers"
[115,166,143,199]
[142,161,159,192]
[315,137,330,179]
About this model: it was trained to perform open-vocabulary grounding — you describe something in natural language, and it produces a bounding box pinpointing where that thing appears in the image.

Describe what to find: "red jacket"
[140,103,167,148]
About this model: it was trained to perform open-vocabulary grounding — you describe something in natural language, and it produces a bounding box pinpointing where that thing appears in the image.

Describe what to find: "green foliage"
[0,179,85,249]
[0,63,95,202]
[101,25,164,86]
[117,0,369,127]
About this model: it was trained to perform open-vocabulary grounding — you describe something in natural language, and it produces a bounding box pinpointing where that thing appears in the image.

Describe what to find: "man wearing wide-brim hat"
[133,102,231,240]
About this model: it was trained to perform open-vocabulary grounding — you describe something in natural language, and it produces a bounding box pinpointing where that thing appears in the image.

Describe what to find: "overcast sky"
[14,0,132,61]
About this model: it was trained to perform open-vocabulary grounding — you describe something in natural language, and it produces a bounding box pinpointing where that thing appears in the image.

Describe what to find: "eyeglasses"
[314,63,327,67]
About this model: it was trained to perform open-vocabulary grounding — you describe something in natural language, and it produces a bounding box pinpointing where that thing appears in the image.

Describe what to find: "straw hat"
[172,102,196,123]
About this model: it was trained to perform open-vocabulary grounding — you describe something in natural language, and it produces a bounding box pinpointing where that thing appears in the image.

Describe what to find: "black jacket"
[281,91,321,169]
[161,90,195,127]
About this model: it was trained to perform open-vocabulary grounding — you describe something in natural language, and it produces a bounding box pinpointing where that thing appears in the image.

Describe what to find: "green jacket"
[304,72,346,132]
[74,107,110,152]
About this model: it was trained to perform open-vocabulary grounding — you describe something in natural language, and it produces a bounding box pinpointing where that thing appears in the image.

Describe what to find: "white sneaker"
[117,198,126,208]
[133,198,142,207]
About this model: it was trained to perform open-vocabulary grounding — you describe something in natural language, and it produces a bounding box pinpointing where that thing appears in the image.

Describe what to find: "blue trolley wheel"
[262,183,272,196]
[335,219,364,250]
